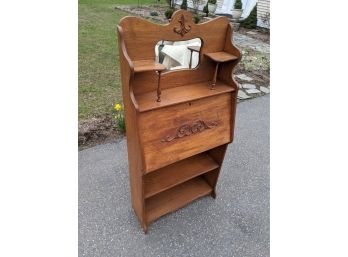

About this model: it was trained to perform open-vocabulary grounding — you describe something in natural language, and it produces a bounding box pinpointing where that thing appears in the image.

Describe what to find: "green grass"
[79,0,168,120]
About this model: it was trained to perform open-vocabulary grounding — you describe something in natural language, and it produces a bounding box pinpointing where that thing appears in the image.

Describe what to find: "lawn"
[78,0,168,120]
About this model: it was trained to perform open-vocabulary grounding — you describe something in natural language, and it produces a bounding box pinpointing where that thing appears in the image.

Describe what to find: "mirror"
[155,38,202,70]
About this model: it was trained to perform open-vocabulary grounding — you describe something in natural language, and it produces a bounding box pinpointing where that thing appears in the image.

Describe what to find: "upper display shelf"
[117,9,242,108]
[204,52,238,63]
[135,79,235,112]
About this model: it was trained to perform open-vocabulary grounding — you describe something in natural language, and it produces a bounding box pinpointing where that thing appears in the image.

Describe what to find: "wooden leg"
[156,71,162,102]
[211,190,217,199]
[211,62,219,90]
[141,222,148,234]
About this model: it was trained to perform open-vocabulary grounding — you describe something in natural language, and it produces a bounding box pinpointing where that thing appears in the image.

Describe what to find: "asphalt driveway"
[79,95,270,257]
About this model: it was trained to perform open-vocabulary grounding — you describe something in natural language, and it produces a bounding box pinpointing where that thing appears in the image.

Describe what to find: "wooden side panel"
[219,24,242,142]
[204,144,228,197]
[117,26,146,230]
[138,93,232,173]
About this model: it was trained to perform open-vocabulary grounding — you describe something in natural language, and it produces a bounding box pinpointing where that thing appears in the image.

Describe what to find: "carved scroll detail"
[173,14,191,37]
[161,120,218,142]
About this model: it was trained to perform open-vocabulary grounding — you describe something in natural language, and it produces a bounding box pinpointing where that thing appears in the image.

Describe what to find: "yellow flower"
[114,103,122,111]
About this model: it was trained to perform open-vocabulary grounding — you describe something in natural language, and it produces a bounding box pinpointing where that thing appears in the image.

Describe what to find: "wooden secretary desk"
[117,10,241,233]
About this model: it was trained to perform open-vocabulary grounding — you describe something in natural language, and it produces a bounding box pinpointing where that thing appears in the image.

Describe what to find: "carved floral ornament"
[173,14,191,37]
[161,120,218,142]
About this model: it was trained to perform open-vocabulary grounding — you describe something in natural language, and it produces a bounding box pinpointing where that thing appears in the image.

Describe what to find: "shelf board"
[144,153,219,198]
[145,176,212,223]
[136,80,235,112]
[133,60,166,73]
[204,51,238,63]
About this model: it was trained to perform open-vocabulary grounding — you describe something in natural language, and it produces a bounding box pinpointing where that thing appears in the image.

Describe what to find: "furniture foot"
[211,190,217,199]
[142,223,148,234]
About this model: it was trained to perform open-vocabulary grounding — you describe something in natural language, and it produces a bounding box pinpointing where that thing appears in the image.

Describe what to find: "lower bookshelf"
[143,151,220,224]
[145,176,213,223]
[144,152,219,197]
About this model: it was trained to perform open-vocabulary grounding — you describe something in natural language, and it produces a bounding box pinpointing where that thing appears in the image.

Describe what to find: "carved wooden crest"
[161,120,218,142]
[173,14,191,37]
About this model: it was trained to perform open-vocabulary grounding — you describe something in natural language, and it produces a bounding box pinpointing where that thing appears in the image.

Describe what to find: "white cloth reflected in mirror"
[155,38,201,70]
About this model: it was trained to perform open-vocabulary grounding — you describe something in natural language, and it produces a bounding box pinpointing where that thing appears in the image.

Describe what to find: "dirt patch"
[115,5,169,24]
[78,117,123,150]
[235,68,269,87]
[237,27,270,44]
[235,48,270,86]
[115,5,210,24]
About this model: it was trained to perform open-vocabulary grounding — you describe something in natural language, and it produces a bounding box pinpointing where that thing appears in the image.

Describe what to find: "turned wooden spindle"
[189,51,193,69]
[157,71,162,102]
[211,62,219,90]
[187,46,201,69]
[204,51,239,90]
[131,60,166,102]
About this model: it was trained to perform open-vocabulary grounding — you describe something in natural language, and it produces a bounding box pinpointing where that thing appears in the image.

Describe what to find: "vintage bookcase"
[117,10,241,233]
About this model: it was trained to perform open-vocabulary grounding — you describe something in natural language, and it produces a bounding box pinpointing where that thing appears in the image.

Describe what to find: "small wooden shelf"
[144,152,219,198]
[145,176,212,223]
[135,80,235,112]
[204,52,238,63]
[133,60,166,73]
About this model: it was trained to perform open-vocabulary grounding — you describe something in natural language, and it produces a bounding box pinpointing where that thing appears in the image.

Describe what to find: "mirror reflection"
[155,38,202,70]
